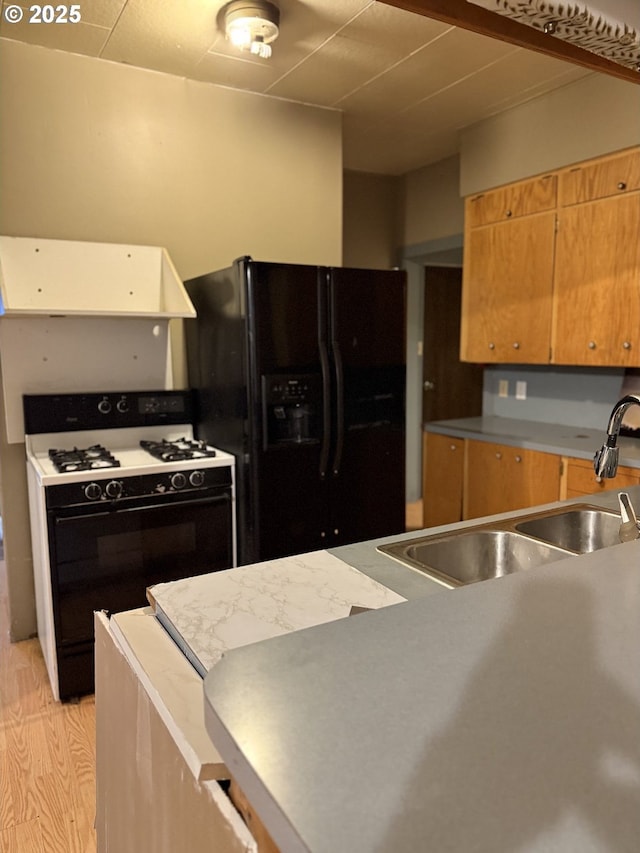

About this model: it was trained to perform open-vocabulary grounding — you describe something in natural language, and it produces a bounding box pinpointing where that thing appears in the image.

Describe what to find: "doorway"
[422,266,483,424]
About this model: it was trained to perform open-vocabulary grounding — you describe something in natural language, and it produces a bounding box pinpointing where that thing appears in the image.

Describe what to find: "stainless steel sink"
[378,503,623,588]
[391,530,573,587]
[514,506,622,552]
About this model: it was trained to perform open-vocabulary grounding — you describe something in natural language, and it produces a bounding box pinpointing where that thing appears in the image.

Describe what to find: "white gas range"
[24,389,236,701]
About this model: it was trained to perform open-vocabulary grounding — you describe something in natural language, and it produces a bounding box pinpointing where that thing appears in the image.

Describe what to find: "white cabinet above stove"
[0,236,195,319]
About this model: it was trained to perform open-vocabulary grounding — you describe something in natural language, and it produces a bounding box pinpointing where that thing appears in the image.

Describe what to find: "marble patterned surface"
[149,551,406,673]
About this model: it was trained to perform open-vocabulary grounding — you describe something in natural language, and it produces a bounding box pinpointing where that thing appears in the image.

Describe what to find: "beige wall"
[400,155,464,249]
[342,171,401,269]
[400,75,640,251]
[0,39,343,641]
[460,72,640,196]
[0,39,343,273]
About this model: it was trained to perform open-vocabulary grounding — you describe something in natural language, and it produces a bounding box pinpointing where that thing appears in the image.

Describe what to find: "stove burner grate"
[140,438,217,462]
[48,445,121,473]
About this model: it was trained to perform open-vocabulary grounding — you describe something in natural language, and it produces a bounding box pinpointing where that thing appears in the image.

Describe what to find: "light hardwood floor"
[405,499,423,532]
[0,502,422,852]
[0,555,97,853]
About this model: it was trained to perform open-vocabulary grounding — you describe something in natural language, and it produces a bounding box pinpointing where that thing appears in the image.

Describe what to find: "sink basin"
[378,503,625,587]
[380,529,572,588]
[515,507,622,552]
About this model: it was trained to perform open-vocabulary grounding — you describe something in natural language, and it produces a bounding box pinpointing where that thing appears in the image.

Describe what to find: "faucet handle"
[618,492,640,542]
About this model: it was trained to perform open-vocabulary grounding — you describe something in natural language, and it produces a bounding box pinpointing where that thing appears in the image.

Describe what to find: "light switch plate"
[516,380,527,400]
[498,379,509,398]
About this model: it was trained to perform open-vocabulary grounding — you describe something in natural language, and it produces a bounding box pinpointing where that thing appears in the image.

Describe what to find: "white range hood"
[0,236,195,318]
[0,237,197,442]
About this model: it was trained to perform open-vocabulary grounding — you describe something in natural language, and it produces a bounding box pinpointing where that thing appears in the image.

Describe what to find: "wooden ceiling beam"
[378,0,640,84]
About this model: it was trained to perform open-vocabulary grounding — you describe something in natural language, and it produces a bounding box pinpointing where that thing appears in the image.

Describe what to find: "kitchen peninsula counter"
[202,486,640,852]
[97,486,640,852]
[424,415,640,467]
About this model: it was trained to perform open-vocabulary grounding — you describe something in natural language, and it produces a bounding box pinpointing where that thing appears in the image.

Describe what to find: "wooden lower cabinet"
[463,439,562,520]
[562,456,640,499]
[422,432,465,527]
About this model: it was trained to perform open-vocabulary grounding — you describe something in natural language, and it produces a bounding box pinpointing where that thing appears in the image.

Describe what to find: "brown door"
[423,266,483,423]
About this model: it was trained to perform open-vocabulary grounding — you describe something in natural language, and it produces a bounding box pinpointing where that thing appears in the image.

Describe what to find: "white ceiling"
[0,0,592,175]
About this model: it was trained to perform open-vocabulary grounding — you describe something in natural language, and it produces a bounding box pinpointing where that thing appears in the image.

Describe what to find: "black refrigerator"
[184,257,406,566]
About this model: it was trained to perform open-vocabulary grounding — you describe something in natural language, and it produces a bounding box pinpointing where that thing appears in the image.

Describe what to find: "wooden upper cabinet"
[552,193,640,366]
[559,148,640,206]
[466,174,557,227]
[461,145,640,368]
[460,210,555,363]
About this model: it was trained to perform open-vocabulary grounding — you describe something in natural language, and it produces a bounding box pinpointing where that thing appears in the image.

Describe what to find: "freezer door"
[326,267,407,546]
[247,262,332,561]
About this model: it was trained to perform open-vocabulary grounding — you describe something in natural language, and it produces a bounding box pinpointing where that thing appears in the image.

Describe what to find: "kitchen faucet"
[593,394,640,479]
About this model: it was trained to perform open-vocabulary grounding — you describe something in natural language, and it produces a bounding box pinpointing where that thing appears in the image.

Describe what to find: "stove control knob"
[170,472,187,490]
[98,398,112,415]
[189,470,205,488]
[116,398,129,413]
[84,482,102,501]
[105,480,124,499]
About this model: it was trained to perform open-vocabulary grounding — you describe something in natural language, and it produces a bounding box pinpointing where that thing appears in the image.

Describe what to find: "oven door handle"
[50,491,231,519]
[115,493,230,515]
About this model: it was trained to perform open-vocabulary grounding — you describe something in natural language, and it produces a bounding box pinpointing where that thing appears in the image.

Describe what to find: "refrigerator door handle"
[319,337,332,480]
[331,339,345,477]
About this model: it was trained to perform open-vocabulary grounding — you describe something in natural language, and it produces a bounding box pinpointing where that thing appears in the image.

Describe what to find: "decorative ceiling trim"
[467,1,639,70]
[377,0,640,83]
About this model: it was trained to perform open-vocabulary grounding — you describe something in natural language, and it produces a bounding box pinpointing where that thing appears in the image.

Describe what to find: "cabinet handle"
[495,452,502,460]
[617,181,627,190]
[515,455,522,463]
[513,341,520,350]
[623,341,632,350]
[488,342,495,350]
[505,209,513,218]
[588,340,597,349]
[595,476,603,484]
[450,444,457,451]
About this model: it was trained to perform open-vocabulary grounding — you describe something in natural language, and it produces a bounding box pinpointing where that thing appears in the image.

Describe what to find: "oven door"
[47,488,233,646]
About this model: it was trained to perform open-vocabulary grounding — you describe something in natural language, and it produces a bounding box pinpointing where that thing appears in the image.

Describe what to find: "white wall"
[0,38,343,641]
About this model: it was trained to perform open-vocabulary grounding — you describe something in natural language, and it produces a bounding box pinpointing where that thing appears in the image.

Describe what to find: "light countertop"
[424,415,640,468]
[148,550,406,677]
[202,485,640,852]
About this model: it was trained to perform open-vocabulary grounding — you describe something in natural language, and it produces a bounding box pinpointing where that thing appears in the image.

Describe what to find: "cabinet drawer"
[466,174,556,227]
[565,457,640,495]
[559,147,640,206]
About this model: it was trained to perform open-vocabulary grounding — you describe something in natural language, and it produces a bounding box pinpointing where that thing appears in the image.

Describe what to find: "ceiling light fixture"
[222,1,280,60]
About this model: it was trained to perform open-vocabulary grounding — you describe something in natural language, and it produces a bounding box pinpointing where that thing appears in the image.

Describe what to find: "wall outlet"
[498,379,509,398]
[516,380,527,400]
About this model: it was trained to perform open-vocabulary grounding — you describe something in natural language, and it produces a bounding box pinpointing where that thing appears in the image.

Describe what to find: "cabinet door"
[460,212,555,363]
[464,440,561,520]
[564,456,640,499]
[559,148,640,206]
[552,193,640,366]
[422,432,464,528]
[467,174,557,227]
